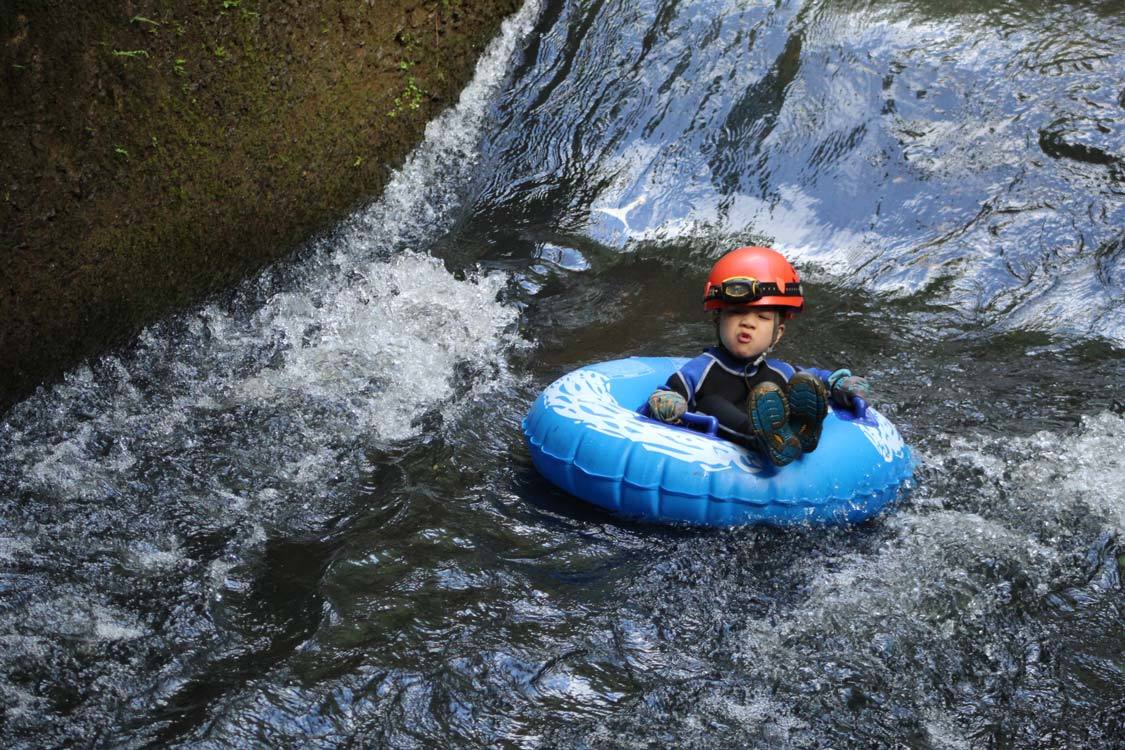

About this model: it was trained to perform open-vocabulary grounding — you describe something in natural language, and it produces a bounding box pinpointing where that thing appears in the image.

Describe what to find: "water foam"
[717,411,1124,744]
[758,411,1124,645]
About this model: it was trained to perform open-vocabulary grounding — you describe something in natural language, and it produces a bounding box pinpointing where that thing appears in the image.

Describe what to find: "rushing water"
[2,0,1123,747]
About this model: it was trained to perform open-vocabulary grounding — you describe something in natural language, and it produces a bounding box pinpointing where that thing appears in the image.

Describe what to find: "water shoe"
[748,382,802,467]
[788,372,829,453]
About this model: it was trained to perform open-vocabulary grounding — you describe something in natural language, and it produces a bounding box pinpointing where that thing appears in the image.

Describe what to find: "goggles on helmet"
[705,276,803,305]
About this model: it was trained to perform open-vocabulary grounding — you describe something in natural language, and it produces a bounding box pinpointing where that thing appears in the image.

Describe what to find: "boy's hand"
[827,369,874,409]
[648,390,687,423]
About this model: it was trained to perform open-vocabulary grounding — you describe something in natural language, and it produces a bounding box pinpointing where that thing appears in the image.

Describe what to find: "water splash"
[0,1,542,744]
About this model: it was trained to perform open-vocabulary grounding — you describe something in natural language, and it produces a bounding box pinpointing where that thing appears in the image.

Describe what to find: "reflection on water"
[1,0,1123,747]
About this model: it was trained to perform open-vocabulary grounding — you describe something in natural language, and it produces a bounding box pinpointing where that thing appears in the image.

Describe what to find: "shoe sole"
[788,374,828,453]
[749,383,802,467]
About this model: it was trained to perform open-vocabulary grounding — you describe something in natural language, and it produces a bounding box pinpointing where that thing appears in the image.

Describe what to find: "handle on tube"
[681,411,719,436]
[852,396,869,419]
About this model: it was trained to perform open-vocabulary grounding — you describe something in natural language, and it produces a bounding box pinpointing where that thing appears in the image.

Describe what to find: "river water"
[2,0,1122,747]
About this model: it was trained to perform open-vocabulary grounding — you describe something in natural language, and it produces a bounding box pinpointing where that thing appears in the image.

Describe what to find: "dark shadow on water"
[115,537,333,747]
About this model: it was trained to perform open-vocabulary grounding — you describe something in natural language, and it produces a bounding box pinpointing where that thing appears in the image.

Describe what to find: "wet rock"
[0,0,521,410]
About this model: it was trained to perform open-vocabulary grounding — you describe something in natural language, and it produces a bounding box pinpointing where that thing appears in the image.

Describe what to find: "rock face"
[0,0,519,409]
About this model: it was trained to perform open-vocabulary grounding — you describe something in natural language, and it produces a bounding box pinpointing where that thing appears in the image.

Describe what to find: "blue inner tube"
[522,357,915,526]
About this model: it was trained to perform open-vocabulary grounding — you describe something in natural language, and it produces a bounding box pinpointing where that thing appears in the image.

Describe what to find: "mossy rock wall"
[0,0,519,409]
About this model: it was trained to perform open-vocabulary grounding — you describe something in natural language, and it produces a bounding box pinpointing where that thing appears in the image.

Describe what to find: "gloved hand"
[648,390,687,424]
[827,369,874,409]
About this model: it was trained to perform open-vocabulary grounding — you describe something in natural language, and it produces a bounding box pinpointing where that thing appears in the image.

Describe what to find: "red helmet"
[702,246,804,312]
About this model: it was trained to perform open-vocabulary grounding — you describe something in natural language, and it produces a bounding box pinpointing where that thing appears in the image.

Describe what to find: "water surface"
[1,0,1122,747]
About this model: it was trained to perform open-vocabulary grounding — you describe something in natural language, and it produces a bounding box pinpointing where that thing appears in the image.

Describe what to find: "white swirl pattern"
[855,412,908,463]
[542,369,764,474]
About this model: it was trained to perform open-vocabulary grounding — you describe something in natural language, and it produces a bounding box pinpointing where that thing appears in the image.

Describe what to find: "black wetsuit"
[663,345,831,446]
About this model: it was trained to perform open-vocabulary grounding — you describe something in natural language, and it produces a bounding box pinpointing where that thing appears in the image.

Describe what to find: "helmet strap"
[748,318,783,367]
[766,313,783,354]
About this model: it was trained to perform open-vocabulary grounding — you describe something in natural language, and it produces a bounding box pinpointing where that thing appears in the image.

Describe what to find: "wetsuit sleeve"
[659,354,711,411]
[662,371,691,402]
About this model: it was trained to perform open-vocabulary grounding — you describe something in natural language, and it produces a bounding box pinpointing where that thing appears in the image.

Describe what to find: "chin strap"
[758,316,783,364]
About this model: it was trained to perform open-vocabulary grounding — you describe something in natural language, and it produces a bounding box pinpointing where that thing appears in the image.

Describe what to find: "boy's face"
[717,306,783,361]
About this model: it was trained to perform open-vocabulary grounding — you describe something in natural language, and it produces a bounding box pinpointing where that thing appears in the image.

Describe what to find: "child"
[646,246,873,467]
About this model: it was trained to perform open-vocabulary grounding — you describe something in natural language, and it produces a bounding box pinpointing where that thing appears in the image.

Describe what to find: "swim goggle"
[705,276,803,304]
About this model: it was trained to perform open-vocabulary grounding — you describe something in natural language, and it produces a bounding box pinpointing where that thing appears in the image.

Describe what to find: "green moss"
[389,75,426,118]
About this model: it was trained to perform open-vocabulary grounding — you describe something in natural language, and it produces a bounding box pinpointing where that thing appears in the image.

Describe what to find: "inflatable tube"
[522,357,914,526]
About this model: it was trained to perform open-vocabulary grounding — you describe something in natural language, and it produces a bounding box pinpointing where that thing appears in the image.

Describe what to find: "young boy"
[646,246,873,467]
